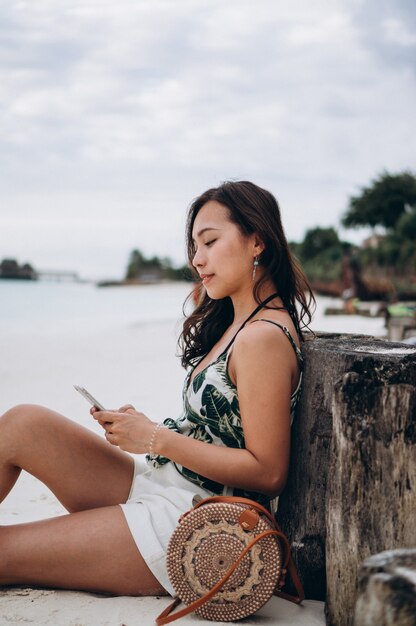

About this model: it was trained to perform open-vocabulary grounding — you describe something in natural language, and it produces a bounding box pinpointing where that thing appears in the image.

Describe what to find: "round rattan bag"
[165,497,284,622]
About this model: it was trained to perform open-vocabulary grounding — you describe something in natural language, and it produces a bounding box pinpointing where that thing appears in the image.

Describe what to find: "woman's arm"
[95,323,299,498]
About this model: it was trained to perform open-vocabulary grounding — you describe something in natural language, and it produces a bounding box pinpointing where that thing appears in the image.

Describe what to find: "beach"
[0,281,387,625]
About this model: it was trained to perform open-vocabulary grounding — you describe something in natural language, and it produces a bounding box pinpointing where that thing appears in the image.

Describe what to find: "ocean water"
[0,280,193,335]
[0,279,387,337]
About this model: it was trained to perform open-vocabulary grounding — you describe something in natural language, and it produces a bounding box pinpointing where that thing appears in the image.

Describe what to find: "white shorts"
[120,456,214,595]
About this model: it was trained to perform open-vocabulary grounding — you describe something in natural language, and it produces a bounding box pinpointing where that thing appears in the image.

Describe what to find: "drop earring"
[252,255,259,281]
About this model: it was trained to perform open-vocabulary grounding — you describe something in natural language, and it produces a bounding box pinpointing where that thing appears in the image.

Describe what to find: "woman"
[0,181,314,597]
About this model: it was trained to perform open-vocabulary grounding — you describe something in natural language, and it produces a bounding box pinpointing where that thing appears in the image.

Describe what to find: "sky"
[0,0,415,281]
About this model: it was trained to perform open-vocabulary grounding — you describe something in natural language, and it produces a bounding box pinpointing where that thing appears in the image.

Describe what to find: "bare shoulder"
[236,317,299,352]
[231,318,300,370]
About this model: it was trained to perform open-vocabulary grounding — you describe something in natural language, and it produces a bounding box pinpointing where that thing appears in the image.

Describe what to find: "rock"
[354,549,416,626]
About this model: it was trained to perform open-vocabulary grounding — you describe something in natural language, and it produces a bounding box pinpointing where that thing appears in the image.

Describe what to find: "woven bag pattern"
[166,501,282,622]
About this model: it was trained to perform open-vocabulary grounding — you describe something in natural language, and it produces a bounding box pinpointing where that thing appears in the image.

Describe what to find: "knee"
[0,405,50,461]
[0,404,49,436]
[2,403,39,421]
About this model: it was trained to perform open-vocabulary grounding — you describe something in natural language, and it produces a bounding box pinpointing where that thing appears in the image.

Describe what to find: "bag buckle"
[238,508,259,531]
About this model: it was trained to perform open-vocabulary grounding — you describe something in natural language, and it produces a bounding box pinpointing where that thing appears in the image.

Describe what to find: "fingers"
[94,410,114,421]
[93,410,133,431]
[97,416,115,441]
[91,408,150,453]
[118,404,135,413]
[91,411,116,434]
[90,405,135,418]
[90,406,113,418]
[104,430,117,445]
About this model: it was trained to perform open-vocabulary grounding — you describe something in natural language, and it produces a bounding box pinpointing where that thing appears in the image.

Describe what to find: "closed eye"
[205,239,216,247]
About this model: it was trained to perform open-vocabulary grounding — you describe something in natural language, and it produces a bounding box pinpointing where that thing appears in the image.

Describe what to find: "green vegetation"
[342,171,416,231]
[122,171,415,297]
[291,170,416,298]
[290,227,351,283]
[343,171,416,284]
[125,249,194,283]
[0,258,37,280]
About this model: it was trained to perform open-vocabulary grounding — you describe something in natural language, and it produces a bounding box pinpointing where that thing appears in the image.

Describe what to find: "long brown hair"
[179,180,315,368]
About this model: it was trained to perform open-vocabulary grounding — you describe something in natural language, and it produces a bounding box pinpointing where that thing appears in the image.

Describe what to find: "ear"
[253,234,265,256]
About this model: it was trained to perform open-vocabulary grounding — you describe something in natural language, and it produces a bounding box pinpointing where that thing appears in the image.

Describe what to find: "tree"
[300,227,341,259]
[342,171,416,231]
[126,249,144,279]
[396,209,416,241]
[293,227,352,284]
[124,248,194,282]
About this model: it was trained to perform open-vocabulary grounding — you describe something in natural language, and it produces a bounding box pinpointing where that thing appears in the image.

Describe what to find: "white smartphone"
[74,385,106,411]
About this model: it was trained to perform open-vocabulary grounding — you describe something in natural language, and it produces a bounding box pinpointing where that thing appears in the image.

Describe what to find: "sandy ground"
[0,317,325,625]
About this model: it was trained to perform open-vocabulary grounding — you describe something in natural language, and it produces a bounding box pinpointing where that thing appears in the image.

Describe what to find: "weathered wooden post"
[277,332,335,601]
[277,333,416,626]
[326,343,416,626]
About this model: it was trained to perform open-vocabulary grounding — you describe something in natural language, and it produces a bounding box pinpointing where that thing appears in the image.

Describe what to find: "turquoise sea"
[0,280,193,335]
[0,279,387,337]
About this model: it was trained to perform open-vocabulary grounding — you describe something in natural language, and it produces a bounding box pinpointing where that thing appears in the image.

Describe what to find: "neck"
[230,279,280,326]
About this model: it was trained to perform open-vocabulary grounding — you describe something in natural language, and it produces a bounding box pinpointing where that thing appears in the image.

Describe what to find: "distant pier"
[0,258,82,282]
[37,270,81,282]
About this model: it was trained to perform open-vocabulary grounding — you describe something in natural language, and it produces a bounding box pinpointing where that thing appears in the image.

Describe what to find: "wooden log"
[278,332,384,600]
[326,352,416,626]
[354,548,416,626]
[277,332,334,601]
[277,333,416,617]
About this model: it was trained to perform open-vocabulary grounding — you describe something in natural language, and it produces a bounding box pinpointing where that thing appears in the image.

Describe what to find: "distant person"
[342,288,359,314]
[0,181,314,597]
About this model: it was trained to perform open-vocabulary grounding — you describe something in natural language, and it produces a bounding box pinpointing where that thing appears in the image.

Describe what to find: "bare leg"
[0,505,168,595]
[0,404,134,511]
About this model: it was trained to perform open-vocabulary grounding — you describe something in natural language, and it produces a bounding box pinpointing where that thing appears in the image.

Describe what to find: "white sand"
[0,315,327,625]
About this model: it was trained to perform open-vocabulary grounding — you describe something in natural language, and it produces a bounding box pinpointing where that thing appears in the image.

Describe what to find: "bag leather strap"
[191,495,305,594]
[155,496,305,625]
[156,529,280,625]
[190,495,279,531]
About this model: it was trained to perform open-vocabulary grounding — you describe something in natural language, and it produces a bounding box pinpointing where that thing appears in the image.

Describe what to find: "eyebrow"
[192,227,220,242]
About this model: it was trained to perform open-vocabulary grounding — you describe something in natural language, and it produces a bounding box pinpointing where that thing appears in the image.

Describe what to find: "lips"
[200,274,214,285]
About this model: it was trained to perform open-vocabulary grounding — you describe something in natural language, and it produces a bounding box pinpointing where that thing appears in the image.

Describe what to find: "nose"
[192,246,205,268]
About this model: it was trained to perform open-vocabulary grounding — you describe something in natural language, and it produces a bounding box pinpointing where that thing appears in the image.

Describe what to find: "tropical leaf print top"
[146,315,304,509]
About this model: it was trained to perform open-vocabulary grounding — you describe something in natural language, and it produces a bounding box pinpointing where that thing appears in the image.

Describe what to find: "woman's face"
[191,200,261,300]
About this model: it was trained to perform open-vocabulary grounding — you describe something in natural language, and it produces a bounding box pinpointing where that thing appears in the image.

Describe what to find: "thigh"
[1,404,134,512]
[0,505,168,595]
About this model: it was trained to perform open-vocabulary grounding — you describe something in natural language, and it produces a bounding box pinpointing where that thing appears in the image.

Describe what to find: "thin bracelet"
[148,423,162,456]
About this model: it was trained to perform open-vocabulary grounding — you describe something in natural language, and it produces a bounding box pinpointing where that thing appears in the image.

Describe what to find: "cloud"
[382,18,416,47]
[0,0,414,278]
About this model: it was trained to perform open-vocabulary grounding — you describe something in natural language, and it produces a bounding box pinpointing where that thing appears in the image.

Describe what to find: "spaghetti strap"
[250,319,303,369]
[189,294,290,384]
[222,292,283,354]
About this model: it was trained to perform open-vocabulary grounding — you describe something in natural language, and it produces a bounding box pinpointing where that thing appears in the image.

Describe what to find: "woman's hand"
[90,404,157,454]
